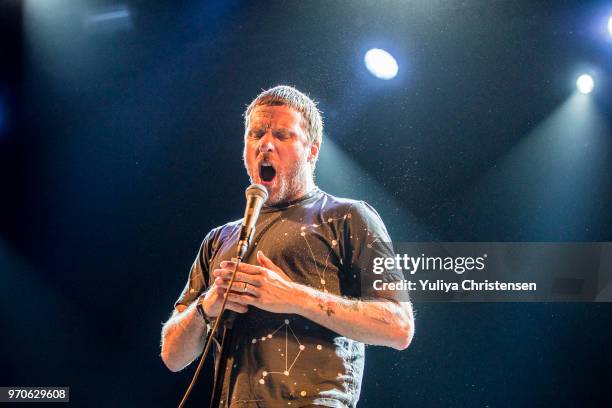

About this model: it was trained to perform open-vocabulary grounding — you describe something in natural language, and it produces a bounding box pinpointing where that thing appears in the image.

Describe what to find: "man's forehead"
[249,105,304,128]
[251,107,276,119]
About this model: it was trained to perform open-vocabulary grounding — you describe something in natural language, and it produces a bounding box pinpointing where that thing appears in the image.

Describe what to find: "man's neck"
[267,180,317,208]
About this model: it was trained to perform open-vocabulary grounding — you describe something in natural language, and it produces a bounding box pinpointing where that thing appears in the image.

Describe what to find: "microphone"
[224,184,268,330]
[236,184,268,259]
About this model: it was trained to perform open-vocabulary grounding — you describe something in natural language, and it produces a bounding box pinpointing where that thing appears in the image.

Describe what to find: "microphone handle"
[222,256,243,329]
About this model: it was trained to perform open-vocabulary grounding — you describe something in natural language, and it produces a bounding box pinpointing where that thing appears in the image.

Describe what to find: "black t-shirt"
[175,189,403,408]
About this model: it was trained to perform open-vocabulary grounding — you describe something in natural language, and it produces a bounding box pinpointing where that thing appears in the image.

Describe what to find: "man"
[161,85,414,407]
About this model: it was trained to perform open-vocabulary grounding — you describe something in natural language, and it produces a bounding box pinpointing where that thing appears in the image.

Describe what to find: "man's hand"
[201,268,250,318]
[213,251,297,314]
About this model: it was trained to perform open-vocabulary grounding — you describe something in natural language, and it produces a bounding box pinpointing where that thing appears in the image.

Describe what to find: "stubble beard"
[246,155,313,206]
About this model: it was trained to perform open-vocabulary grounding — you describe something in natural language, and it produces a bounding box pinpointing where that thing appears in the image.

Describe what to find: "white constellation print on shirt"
[253,319,305,384]
[296,205,383,289]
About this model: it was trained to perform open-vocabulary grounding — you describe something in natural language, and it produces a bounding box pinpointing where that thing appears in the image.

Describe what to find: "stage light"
[364,48,398,80]
[576,74,594,94]
[87,8,130,24]
[84,4,132,33]
[608,16,612,37]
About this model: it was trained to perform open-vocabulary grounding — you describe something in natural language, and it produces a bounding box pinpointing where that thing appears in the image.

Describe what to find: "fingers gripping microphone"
[236,184,268,259]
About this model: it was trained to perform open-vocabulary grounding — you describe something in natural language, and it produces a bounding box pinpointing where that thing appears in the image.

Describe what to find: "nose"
[258,131,275,154]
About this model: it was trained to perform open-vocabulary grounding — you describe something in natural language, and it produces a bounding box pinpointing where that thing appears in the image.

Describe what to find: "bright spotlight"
[576,74,594,94]
[608,16,612,37]
[364,48,398,80]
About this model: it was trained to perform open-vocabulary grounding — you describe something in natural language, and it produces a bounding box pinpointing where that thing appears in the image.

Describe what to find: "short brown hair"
[244,85,323,146]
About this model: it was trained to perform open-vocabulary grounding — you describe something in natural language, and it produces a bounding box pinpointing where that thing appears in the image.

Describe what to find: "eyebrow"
[248,126,295,135]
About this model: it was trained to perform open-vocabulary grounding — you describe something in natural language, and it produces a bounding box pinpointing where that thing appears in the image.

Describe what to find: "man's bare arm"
[160,302,207,372]
[161,283,249,372]
[293,285,414,350]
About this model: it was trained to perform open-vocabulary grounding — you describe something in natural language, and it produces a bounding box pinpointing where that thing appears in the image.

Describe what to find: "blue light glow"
[576,74,594,94]
[364,48,398,80]
[0,99,6,137]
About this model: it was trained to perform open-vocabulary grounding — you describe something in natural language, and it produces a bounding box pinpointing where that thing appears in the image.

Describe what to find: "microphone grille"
[245,183,268,202]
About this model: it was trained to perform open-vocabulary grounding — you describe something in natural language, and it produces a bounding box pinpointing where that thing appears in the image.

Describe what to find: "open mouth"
[259,163,276,183]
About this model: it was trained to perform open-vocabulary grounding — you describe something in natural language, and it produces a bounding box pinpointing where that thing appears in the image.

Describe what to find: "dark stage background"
[1,0,612,407]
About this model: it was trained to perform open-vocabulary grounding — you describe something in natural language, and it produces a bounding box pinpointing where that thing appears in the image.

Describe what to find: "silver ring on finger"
[243,282,248,293]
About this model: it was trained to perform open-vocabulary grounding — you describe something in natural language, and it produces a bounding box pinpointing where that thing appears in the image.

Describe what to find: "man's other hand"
[213,251,298,314]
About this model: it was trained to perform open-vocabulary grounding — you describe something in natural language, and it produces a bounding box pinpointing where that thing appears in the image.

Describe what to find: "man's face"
[244,105,318,206]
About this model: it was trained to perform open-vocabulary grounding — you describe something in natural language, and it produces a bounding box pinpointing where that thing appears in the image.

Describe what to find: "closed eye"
[272,130,293,140]
[247,128,294,141]
[248,129,266,140]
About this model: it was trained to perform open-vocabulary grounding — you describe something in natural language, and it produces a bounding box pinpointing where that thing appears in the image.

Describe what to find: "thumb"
[257,251,292,281]
[257,250,275,268]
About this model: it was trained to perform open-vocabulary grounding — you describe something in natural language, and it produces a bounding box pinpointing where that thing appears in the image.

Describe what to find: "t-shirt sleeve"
[173,228,219,309]
[343,201,406,300]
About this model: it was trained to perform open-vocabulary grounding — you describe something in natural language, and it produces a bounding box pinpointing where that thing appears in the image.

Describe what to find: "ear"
[308,141,320,163]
